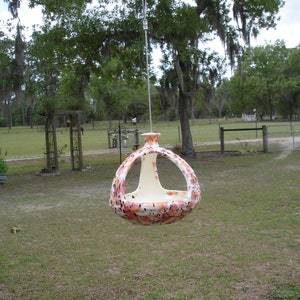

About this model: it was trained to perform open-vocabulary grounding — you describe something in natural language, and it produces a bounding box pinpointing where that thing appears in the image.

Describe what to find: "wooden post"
[134,129,139,150]
[52,114,59,170]
[108,130,111,149]
[262,125,268,153]
[45,115,51,171]
[76,112,83,171]
[220,127,224,154]
[118,122,122,164]
[69,115,75,170]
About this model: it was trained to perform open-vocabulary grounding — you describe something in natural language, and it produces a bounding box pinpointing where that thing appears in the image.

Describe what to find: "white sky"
[0,0,299,50]
[250,0,299,48]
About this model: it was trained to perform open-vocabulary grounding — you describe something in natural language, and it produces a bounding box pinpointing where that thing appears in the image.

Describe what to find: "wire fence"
[267,122,300,152]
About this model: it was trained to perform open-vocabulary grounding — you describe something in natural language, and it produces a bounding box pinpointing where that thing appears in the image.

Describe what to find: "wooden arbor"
[44,110,83,172]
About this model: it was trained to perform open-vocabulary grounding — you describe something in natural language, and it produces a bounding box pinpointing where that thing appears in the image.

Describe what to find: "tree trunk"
[175,55,195,157]
[7,99,12,129]
[29,104,33,129]
[22,101,26,125]
[267,88,273,121]
[178,91,195,157]
[269,96,273,121]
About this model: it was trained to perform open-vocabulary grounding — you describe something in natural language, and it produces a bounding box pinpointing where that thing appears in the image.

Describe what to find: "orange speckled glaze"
[109,132,201,225]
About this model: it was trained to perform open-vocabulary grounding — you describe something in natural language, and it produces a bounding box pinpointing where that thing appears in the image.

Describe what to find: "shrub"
[0,149,8,173]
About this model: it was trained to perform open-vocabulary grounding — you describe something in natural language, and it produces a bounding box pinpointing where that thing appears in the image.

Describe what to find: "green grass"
[0,148,299,299]
[1,119,299,160]
[267,282,300,300]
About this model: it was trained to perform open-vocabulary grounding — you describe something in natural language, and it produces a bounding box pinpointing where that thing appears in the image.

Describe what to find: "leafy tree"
[28,28,62,115]
[214,78,232,118]
[0,34,14,127]
[88,68,132,129]
[0,33,14,95]
[147,0,283,155]
[3,0,20,18]
[88,57,155,129]
[198,53,227,120]
[26,0,148,122]
[276,46,300,120]
[157,69,179,121]
[5,0,284,154]
[228,41,291,120]
[247,41,288,120]
[228,61,268,119]
[2,1,26,127]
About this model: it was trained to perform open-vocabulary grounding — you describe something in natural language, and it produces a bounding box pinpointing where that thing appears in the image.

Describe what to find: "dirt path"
[272,136,300,160]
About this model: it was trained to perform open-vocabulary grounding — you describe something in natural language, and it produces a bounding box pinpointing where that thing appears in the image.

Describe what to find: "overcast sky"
[0,0,299,48]
[253,0,299,48]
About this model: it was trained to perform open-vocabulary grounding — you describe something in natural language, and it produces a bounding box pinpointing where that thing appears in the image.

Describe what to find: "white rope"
[143,0,153,132]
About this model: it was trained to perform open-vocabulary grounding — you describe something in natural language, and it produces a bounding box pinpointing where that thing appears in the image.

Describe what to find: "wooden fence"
[219,125,268,154]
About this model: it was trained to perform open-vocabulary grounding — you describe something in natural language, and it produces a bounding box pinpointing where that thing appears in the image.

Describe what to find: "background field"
[0,120,300,299]
[1,119,300,161]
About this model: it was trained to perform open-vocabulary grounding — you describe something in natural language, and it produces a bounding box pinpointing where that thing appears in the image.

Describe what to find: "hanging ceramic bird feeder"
[109,132,201,225]
[109,0,201,225]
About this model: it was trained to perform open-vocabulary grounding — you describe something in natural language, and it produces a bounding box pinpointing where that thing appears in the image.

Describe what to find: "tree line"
[2,0,297,156]
[228,42,300,121]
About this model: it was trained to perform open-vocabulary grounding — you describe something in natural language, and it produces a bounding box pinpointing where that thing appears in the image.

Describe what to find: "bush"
[0,149,8,173]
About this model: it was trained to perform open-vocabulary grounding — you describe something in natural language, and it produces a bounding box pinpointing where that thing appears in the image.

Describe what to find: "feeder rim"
[141,132,161,137]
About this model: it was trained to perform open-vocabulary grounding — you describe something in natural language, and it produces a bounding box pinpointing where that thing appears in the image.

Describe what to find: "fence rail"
[219,126,268,154]
[219,122,300,154]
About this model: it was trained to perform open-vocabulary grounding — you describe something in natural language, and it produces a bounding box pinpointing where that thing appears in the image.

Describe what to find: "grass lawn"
[0,147,299,299]
[3,119,298,159]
